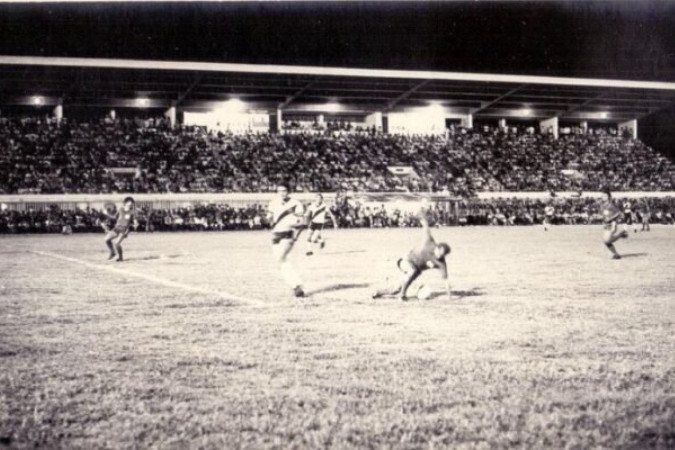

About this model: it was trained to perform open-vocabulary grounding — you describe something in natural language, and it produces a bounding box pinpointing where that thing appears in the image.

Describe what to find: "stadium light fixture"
[135,97,150,107]
[520,108,533,116]
[324,102,341,113]
[31,96,44,106]
[599,111,609,119]
[220,98,246,112]
[423,102,445,114]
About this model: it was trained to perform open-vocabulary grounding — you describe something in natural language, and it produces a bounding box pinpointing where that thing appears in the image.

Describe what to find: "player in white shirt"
[543,203,555,231]
[305,193,338,256]
[267,184,307,297]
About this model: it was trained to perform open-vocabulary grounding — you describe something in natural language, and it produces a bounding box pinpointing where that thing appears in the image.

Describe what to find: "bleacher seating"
[1,117,673,196]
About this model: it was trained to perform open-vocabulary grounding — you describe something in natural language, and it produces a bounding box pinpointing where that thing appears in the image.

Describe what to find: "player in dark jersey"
[104,197,136,262]
[372,204,452,301]
[601,189,628,259]
[639,199,651,232]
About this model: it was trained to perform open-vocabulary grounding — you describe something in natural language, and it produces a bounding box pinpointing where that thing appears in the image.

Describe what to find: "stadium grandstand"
[4,3,675,449]
[0,55,674,232]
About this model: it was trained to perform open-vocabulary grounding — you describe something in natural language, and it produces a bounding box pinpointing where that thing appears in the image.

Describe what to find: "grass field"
[1,225,674,449]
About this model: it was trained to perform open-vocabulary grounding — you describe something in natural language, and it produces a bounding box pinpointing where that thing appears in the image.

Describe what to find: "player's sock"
[106,241,116,259]
[115,245,123,261]
[605,243,621,259]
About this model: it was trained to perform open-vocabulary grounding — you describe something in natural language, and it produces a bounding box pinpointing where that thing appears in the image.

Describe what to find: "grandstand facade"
[0,56,674,231]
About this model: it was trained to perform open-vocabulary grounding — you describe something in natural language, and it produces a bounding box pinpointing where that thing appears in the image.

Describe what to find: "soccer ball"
[416,285,433,300]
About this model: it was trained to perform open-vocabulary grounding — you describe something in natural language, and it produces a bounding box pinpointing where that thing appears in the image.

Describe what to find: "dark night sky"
[0,1,673,155]
[0,1,673,80]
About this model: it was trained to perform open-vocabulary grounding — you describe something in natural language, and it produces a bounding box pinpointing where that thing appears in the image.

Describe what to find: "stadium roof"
[2,55,675,122]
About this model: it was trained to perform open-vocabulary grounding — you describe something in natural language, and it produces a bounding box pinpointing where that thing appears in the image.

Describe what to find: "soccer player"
[372,205,452,301]
[267,184,306,297]
[622,199,639,233]
[601,189,628,259]
[639,199,651,232]
[104,197,136,262]
[305,193,338,256]
[543,202,555,231]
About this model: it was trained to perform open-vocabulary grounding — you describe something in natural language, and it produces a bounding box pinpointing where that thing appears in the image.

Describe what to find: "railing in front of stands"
[0,191,673,212]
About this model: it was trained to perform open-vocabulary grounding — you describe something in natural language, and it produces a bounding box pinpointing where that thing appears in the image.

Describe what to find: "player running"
[267,184,307,297]
[104,196,136,262]
[372,205,452,301]
[305,193,338,256]
[601,189,628,259]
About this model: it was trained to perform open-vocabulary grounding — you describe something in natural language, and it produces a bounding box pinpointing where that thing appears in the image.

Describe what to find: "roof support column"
[365,111,383,131]
[619,119,637,139]
[540,116,559,139]
[271,108,282,132]
[461,113,473,129]
[165,104,177,128]
[53,102,63,125]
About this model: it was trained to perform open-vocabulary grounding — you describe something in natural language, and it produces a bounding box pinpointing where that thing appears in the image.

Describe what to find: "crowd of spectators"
[466,125,675,191]
[458,196,675,226]
[1,197,673,234]
[1,116,673,196]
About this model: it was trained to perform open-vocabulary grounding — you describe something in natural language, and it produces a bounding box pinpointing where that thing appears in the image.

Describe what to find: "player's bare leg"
[305,229,316,256]
[273,238,304,297]
[114,234,127,262]
[372,259,420,301]
[604,228,628,260]
[104,231,117,260]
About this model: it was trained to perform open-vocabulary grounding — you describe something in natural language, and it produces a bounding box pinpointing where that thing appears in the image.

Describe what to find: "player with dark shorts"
[104,197,136,262]
[601,189,628,259]
[372,203,452,301]
[305,193,338,256]
[267,185,306,297]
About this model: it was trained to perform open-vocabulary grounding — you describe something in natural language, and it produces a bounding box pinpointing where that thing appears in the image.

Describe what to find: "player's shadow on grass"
[306,283,370,296]
[427,287,484,300]
[620,252,648,259]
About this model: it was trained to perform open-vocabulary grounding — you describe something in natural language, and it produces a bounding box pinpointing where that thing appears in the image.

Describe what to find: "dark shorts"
[272,230,294,244]
[309,222,324,231]
[113,225,130,235]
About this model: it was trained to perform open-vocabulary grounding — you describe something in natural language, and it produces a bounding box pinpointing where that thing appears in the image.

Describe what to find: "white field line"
[32,250,268,308]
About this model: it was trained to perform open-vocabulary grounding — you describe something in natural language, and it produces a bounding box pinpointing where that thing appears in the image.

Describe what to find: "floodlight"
[324,102,341,112]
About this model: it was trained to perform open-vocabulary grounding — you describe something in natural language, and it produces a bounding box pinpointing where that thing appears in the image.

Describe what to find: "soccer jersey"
[308,202,329,224]
[602,201,622,223]
[268,197,304,233]
[406,236,448,279]
[114,209,134,231]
